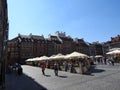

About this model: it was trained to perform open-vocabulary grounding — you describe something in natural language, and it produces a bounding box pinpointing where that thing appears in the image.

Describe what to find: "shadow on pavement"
[58,75,68,78]
[84,65,105,76]
[4,73,48,90]
[44,74,51,77]
[91,65,105,73]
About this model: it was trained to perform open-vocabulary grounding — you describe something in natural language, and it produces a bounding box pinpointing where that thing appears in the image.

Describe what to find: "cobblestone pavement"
[4,64,120,90]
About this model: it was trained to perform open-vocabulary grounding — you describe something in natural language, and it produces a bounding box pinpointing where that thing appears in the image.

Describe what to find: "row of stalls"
[90,49,120,65]
[26,51,91,74]
[106,49,120,63]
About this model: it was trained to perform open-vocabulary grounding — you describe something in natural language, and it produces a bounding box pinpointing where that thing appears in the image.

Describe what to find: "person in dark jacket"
[17,64,23,75]
[54,62,59,76]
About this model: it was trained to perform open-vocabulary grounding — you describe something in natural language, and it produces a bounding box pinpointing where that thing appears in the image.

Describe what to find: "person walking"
[41,62,46,75]
[54,62,59,76]
[111,58,114,66]
[65,62,68,72]
[17,64,23,75]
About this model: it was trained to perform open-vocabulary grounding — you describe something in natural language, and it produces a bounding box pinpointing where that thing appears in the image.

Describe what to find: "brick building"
[47,35,62,56]
[9,31,120,65]
[89,42,103,56]
[8,34,47,64]
[74,38,89,55]
[8,32,93,65]
[110,35,120,49]
[55,31,74,55]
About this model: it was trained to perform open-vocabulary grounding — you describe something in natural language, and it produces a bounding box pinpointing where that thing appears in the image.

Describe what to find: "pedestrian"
[41,62,46,75]
[17,64,23,75]
[104,57,107,65]
[107,58,111,65]
[63,61,68,72]
[54,62,59,76]
[68,62,72,72]
[111,58,114,66]
[70,63,74,73]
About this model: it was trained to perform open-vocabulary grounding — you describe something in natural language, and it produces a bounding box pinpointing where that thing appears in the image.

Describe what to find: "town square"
[1,0,120,90]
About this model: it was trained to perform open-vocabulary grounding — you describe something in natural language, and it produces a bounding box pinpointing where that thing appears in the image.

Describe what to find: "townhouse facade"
[47,35,62,55]
[110,35,120,49]
[89,42,104,56]
[8,34,47,64]
[8,32,90,64]
[74,38,89,55]
[102,35,120,55]
[8,32,120,66]
[55,31,74,54]
[89,36,120,57]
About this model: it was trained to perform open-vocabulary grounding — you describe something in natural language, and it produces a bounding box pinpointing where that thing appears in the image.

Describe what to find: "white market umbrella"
[111,49,120,54]
[49,55,56,60]
[30,57,40,61]
[106,51,113,55]
[106,50,120,55]
[52,53,65,60]
[31,56,49,61]
[26,57,40,62]
[95,55,103,58]
[26,58,33,62]
[65,51,89,59]
[38,56,49,61]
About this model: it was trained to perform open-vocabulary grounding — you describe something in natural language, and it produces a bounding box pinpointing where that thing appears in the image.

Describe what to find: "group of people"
[40,61,59,76]
[94,57,115,66]
[62,61,75,73]
[8,63,23,75]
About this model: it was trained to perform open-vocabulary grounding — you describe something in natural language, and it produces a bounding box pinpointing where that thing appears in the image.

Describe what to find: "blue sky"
[8,0,120,42]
